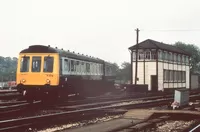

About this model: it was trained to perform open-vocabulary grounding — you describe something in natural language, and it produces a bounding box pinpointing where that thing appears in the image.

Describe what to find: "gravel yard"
[148,105,169,110]
[35,114,123,132]
[149,120,195,132]
[110,100,144,107]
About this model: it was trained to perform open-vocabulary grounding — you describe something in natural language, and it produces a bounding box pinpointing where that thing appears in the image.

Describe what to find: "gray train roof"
[20,45,108,64]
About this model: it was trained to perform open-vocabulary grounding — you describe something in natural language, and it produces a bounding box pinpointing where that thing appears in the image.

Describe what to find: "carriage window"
[60,58,62,74]
[64,59,70,72]
[95,64,98,74]
[96,64,99,74]
[20,56,30,72]
[71,60,75,71]
[81,61,85,73]
[76,61,79,72]
[93,64,95,74]
[90,63,93,74]
[100,64,103,74]
[86,63,90,72]
[43,56,54,72]
[32,56,41,72]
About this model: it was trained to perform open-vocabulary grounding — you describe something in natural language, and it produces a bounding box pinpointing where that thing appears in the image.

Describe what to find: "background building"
[128,39,191,92]
[191,73,200,90]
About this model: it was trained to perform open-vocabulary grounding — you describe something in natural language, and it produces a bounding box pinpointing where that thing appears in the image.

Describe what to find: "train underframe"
[16,78,117,102]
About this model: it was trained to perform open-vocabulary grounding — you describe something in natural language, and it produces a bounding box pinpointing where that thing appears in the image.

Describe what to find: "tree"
[112,62,120,73]
[174,42,200,72]
[116,62,131,83]
[0,56,17,81]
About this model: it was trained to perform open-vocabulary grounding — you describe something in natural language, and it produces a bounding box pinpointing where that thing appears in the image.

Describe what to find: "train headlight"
[46,79,50,84]
[21,79,26,83]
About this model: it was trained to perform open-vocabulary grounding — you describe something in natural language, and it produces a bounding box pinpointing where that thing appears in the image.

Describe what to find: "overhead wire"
[139,29,200,32]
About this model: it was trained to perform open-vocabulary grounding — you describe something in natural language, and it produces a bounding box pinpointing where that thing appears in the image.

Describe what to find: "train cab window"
[32,56,41,72]
[43,57,54,72]
[20,56,30,72]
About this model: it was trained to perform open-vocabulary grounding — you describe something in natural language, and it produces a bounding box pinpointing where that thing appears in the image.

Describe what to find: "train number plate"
[46,74,53,77]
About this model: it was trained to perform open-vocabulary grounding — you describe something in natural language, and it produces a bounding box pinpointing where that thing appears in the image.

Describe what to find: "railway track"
[0,100,26,106]
[0,90,199,131]
[0,91,171,121]
[2,92,200,132]
[57,95,171,111]
[0,98,170,132]
[0,100,42,120]
[0,93,171,121]
[0,90,21,101]
[47,89,200,106]
[54,90,200,109]
[0,89,18,94]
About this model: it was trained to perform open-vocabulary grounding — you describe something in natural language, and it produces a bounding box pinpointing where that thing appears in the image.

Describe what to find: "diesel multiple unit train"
[16,45,117,101]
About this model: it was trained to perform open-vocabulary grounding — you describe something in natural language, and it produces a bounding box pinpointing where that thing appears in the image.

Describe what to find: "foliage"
[115,62,131,84]
[0,57,17,81]
[174,42,200,72]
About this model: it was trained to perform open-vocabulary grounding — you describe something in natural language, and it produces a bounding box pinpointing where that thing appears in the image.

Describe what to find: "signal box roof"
[128,39,191,56]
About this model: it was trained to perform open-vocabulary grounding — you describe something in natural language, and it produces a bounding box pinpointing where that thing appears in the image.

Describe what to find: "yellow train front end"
[16,53,60,101]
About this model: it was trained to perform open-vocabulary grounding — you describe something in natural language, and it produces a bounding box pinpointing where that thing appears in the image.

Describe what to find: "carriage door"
[151,75,158,92]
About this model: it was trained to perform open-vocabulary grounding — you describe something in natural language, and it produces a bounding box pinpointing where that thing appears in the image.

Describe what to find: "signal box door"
[151,75,158,92]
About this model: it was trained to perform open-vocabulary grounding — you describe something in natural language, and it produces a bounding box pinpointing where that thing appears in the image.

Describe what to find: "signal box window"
[43,57,54,72]
[20,56,30,72]
[32,56,41,72]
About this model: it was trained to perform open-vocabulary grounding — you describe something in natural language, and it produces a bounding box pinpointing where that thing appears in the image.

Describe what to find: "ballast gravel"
[35,114,122,132]
[149,120,195,132]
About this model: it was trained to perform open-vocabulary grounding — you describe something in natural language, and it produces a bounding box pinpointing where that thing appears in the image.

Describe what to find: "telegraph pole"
[135,28,139,84]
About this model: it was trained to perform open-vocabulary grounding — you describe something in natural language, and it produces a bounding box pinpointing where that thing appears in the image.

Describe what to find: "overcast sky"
[0,0,200,65]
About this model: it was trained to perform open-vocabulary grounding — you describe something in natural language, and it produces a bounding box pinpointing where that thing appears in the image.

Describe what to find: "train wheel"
[41,91,59,104]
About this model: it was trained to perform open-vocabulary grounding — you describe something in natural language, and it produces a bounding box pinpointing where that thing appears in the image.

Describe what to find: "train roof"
[20,45,107,63]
